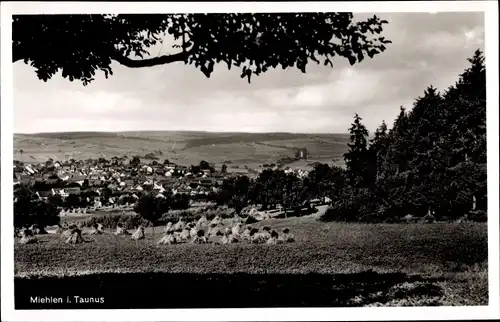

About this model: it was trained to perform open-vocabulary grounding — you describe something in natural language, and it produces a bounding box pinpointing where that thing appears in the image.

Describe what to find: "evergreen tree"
[369,120,389,178]
[445,49,486,164]
[385,107,410,174]
[344,113,372,186]
[407,86,448,184]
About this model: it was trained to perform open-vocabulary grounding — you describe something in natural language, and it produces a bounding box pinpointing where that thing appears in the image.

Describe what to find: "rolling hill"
[13,131,350,169]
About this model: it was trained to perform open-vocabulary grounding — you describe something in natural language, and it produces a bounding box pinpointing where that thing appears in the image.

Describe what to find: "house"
[94,200,103,208]
[20,178,31,186]
[200,179,214,187]
[173,188,190,195]
[89,179,103,186]
[51,188,62,196]
[62,187,81,197]
[36,190,52,200]
[46,178,61,186]
[25,165,36,175]
[162,181,175,189]
[57,172,71,181]
[13,167,24,178]
[89,188,101,196]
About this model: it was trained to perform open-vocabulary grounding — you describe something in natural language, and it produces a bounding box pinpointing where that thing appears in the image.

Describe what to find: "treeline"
[326,49,487,222]
[211,165,341,215]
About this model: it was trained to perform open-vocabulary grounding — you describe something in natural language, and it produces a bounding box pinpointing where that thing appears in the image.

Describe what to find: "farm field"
[14,216,488,309]
[13,131,350,168]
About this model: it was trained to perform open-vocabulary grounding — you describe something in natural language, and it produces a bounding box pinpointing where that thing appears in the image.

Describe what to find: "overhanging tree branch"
[110,48,193,68]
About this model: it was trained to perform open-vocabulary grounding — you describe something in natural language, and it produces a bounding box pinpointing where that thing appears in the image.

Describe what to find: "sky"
[13,12,485,134]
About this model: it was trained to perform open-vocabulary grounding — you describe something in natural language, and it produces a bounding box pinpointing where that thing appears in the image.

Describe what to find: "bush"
[143,153,158,160]
[160,206,236,224]
[171,194,190,210]
[84,214,148,230]
[468,210,487,222]
[160,210,195,223]
[321,188,379,222]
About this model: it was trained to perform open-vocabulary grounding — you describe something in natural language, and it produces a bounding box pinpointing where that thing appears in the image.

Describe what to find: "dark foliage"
[14,186,60,230]
[322,49,487,222]
[13,13,391,86]
[133,193,171,230]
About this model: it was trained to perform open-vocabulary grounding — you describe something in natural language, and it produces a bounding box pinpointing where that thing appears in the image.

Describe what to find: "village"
[13,151,312,215]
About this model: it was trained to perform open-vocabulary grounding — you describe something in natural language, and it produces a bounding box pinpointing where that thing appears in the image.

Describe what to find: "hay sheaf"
[89,223,105,235]
[131,226,145,240]
[19,229,38,244]
[65,228,84,244]
[114,225,131,236]
[19,236,38,244]
[158,232,176,245]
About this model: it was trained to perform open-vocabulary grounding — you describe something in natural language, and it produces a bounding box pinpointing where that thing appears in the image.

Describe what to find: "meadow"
[13,131,350,169]
[14,215,488,309]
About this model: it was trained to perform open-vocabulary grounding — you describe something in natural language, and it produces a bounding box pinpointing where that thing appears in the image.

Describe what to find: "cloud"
[13,12,485,134]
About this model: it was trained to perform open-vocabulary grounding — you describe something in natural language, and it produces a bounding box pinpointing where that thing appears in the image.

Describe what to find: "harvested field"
[14,218,488,309]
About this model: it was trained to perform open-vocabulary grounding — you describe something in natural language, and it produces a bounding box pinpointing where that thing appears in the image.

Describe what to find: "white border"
[1,1,499,321]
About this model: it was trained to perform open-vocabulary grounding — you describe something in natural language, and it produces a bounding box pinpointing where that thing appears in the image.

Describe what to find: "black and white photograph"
[1,1,499,321]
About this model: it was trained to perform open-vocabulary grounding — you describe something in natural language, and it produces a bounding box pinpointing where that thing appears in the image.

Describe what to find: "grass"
[14,216,488,308]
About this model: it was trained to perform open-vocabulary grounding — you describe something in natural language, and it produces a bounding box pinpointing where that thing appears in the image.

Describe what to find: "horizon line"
[14,130,352,136]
